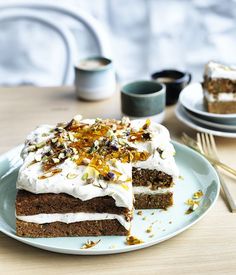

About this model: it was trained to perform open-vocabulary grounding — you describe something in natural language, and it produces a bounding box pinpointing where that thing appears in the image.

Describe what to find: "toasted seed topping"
[81,239,101,249]
[66,173,78,179]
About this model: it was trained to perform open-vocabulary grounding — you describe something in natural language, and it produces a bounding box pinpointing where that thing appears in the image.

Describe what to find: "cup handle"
[186,72,192,84]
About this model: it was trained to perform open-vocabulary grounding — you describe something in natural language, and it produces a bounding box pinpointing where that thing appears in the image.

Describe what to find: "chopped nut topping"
[125,235,143,245]
[81,239,101,249]
[36,141,46,149]
[137,210,143,216]
[27,117,155,182]
[52,158,60,163]
[35,154,42,162]
[86,178,95,184]
[81,173,88,181]
[185,190,204,215]
[38,168,62,179]
[66,173,78,179]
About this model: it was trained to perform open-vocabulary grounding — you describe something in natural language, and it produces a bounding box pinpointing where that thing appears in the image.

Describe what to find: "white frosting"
[17,156,133,210]
[17,118,179,212]
[133,186,173,195]
[130,120,179,181]
[204,90,236,102]
[16,212,130,230]
[204,61,236,80]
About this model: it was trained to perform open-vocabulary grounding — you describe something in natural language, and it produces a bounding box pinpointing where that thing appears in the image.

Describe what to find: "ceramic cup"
[151,69,191,105]
[75,56,116,101]
[121,81,166,123]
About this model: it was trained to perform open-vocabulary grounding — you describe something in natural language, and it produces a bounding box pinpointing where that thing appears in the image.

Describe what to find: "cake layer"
[132,167,173,189]
[16,190,130,217]
[134,193,173,209]
[16,219,129,237]
[203,77,236,95]
[206,101,236,114]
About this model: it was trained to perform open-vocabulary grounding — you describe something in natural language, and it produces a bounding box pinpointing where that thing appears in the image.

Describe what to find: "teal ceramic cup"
[121,81,166,122]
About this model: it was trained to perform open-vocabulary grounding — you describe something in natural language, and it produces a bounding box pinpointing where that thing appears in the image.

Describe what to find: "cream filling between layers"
[204,90,236,102]
[16,212,130,230]
[133,186,173,195]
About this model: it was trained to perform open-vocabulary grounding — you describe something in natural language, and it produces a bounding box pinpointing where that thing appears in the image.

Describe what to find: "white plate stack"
[175,83,236,138]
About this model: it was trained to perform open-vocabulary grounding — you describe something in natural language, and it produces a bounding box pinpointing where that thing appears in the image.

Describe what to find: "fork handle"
[215,167,236,213]
[205,155,236,178]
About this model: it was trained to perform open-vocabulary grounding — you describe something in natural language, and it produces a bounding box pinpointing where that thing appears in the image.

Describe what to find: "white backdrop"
[0,0,235,85]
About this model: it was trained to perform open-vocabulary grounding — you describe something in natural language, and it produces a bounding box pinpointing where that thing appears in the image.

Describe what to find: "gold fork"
[197,133,236,213]
[182,133,236,178]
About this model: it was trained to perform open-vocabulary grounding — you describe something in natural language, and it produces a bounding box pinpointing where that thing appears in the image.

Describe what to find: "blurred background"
[0,0,235,86]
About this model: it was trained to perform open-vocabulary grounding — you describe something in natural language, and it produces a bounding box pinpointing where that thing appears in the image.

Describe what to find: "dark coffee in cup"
[151,70,191,105]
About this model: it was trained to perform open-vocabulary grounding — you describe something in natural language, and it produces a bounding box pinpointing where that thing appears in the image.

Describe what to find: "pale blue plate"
[0,142,220,255]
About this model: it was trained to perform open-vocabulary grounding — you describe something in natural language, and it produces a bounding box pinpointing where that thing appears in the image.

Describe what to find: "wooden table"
[0,86,236,275]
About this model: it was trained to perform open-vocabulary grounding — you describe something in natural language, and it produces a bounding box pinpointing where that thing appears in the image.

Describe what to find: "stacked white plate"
[175,83,236,138]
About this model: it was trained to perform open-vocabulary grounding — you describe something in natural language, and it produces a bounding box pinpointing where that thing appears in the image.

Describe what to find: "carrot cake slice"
[16,116,178,237]
[203,61,236,114]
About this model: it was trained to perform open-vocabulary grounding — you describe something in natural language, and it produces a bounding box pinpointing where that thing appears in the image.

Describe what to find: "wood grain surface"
[0,86,235,275]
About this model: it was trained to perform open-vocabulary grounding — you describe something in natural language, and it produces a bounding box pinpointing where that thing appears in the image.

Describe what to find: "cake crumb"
[81,239,101,249]
[179,175,184,180]
[149,234,155,238]
[185,190,204,215]
[193,190,203,199]
[151,211,155,215]
[169,221,172,224]
[125,235,143,245]
[146,226,152,233]
[142,217,147,221]
[137,210,143,216]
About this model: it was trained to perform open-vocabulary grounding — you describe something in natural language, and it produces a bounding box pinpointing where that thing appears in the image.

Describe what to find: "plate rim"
[175,103,236,138]
[0,142,220,255]
[179,82,236,119]
[184,106,236,131]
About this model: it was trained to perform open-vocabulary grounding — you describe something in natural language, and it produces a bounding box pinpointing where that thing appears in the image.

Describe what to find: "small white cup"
[75,56,116,101]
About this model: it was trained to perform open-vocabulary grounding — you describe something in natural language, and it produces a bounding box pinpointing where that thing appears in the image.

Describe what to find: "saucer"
[179,83,236,125]
[175,103,236,138]
[185,108,236,131]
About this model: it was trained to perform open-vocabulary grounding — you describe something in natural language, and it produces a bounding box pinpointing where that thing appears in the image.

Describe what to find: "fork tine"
[196,133,204,154]
[204,133,214,157]
[200,133,208,155]
[209,134,219,159]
